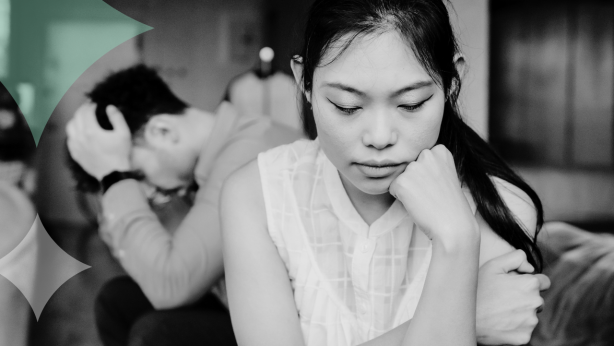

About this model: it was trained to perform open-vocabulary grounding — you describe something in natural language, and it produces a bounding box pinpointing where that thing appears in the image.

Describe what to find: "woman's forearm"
[359,238,480,346]
[403,239,480,346]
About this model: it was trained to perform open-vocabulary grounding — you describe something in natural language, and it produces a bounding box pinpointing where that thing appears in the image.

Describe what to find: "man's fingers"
[66,119,87,146]
[65,120,76,139]
[485,249,534,274]
[74,102,95,119]
[106,105,129,133]
[535,273,551,291]
[82,103,102,130]
[73,102,97,133]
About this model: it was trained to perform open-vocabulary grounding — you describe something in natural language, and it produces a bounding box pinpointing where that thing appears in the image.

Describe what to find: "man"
[66,64,301,346]
[66,65,550,346]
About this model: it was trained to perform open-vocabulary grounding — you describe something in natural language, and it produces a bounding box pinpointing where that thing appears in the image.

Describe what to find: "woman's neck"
[339,174,396,226]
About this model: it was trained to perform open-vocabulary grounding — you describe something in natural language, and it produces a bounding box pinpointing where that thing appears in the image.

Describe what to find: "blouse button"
[362,243,369,253]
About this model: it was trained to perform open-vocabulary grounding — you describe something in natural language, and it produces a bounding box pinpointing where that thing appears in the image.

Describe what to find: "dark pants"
[94,276,237,346]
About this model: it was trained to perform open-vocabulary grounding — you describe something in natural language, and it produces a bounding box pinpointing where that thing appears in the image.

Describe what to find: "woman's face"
[310,30,446,195]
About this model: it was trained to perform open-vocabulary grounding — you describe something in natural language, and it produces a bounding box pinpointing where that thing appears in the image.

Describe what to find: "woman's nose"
[362,110,398,150]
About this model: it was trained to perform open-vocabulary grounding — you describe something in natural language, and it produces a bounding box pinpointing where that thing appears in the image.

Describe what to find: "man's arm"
[100,179,219,309]
[100,139,270,309]
[66,103,276,309]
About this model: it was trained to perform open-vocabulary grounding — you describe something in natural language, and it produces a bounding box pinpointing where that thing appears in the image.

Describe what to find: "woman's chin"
[339,170,396,197]
[355,177,394,196]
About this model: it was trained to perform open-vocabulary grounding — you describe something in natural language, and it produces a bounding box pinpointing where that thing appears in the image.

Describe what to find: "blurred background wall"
[489,0,614,225]
[2,0,612,230]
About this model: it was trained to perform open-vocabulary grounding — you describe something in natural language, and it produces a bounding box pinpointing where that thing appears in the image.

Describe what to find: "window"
[0,0,10,78]
[489,0,614,169]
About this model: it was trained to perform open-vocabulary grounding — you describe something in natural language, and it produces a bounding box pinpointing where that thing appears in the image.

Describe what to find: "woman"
[221,0,544,345]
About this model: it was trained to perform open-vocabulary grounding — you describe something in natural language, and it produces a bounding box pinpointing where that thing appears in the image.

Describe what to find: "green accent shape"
[5,0,152,145]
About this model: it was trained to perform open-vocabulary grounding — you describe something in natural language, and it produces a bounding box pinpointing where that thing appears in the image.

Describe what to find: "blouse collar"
[321,151,409,238]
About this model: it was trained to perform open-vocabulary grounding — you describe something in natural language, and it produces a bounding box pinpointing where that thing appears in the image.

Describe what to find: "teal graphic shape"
[5,0,152,144]
[0,0,153,320]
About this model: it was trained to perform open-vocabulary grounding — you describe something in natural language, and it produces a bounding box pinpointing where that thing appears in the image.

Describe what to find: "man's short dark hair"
[0,83,35,163]
[88,64,189,134]
[67,64,189,193]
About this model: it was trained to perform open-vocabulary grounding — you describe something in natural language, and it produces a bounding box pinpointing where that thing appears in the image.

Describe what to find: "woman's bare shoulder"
[477,178,538,265]
[491,177,537,237]
[224,158,262,195]
[221,159,267,230]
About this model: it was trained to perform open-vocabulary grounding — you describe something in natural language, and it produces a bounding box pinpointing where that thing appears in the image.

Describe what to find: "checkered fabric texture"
[258,139,478,346]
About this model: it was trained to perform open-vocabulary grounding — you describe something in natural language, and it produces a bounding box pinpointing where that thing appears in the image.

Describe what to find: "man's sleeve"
[100,138,270,309]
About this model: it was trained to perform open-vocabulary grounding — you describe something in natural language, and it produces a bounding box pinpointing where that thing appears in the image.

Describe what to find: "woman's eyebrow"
[390,81,433,97]
[323,80,433,97]
[323,83,366,97]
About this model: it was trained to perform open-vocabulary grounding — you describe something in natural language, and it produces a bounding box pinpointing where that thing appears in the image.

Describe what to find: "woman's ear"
[290,56,311,101]
[453,53,466,79]
[143,116,179,147]
[449,53,466,100]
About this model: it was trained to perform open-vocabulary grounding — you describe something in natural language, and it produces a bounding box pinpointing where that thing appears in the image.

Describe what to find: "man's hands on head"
[475,250,550,345]
[66,103,132,181]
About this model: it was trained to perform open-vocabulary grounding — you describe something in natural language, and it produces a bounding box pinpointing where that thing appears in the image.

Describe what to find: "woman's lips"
[354,162,405,178]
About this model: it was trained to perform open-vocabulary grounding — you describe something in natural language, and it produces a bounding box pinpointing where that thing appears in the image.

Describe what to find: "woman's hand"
[476,250,548,345]
[389,144,479,251]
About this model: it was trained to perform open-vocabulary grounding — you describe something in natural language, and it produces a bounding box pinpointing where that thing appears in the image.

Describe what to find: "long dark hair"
[295,0,543,271]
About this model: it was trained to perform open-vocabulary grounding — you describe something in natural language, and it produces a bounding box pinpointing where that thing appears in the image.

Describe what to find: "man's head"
[68,64,211,193]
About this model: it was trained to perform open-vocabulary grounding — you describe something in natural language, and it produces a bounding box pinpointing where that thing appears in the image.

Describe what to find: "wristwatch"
[100,171,142,194]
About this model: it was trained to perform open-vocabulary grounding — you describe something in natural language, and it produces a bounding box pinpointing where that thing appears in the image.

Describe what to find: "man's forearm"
[100,179,220,309]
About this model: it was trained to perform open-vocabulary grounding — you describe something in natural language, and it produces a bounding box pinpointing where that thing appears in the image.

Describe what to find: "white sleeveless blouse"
[258,139,477,346]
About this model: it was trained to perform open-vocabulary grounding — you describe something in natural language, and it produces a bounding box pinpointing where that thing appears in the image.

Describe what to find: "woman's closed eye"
[327,99,361,115]
[399,94,434,112]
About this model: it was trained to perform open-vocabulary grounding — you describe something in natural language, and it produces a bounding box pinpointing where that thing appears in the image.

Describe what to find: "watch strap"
[101,171,141,194]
